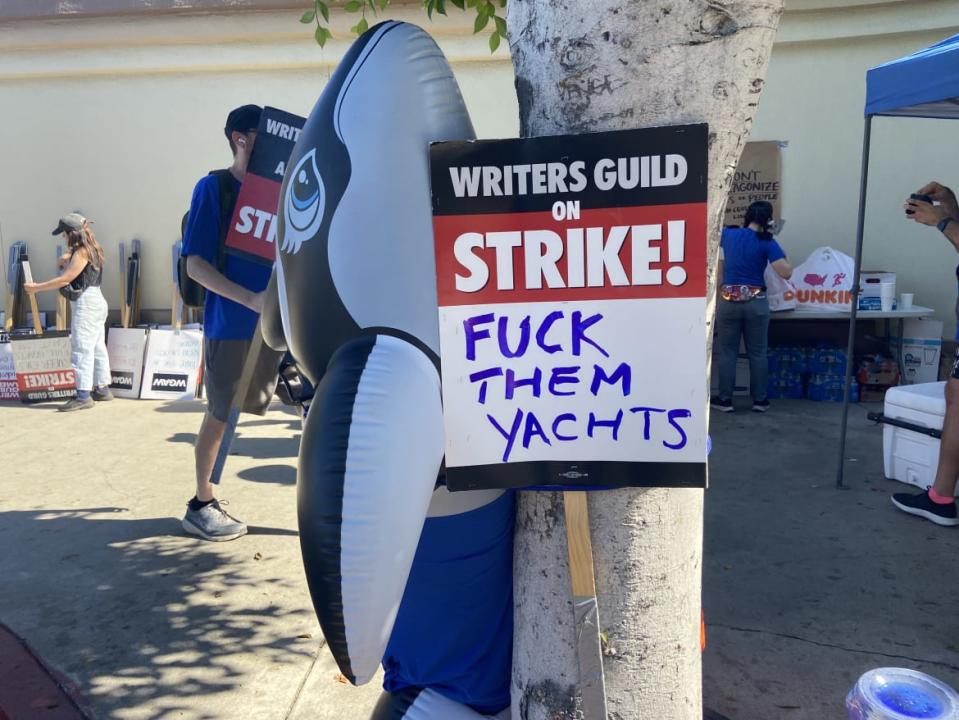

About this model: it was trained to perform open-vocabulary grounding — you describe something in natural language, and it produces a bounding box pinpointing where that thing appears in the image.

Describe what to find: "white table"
[772,305,934,320]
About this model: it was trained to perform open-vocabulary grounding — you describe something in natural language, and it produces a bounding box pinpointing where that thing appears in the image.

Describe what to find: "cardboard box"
[891,319,943,386]
[858,271,896,310]
[857,356,900,386]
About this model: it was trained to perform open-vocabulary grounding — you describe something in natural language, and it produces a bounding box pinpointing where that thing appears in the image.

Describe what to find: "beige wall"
[0,5,518,318]
[2,0,959,333]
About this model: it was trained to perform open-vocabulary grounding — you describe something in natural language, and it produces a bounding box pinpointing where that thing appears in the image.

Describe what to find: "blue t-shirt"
[181,174,272,340]
[382,491,514,714]
[720,227,786,288]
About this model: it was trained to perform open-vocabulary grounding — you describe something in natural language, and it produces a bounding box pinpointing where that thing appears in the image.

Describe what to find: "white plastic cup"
[900,292,914,310]
[880,282,896,312]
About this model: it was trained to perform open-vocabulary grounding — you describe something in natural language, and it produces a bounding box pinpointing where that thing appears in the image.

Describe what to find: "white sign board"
[106,327,148,399]
[0,333,17,401]
[430,125,709,491]
[139,328,203,400]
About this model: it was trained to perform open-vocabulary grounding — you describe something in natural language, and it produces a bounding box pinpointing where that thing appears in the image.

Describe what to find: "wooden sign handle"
[564,490,608,719]
[565,490,597,597]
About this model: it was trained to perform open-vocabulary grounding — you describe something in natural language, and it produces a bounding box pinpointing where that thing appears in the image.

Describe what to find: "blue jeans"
[71,286,111,392]
[716,295,770,402]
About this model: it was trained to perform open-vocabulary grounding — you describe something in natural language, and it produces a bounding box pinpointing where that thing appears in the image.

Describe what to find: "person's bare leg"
[932,377,959,498]
[195,411,227,502]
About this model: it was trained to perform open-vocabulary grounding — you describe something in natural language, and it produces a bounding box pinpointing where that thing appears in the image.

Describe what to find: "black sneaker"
[59,396,94,412]
[752,400,770,413]
[710,397,734,413]
[891,489,959,527]
[92,387,114,402]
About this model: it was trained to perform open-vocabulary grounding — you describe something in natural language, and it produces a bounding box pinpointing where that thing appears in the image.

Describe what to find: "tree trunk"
[506,2,784,718]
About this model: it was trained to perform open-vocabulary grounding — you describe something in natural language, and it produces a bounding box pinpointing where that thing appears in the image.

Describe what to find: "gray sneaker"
[182,500,248,541]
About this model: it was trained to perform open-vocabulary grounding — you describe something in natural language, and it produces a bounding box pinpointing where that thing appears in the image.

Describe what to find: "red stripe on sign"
[433,203,707,306]
[224,173,282,262]
[16,370,76,392]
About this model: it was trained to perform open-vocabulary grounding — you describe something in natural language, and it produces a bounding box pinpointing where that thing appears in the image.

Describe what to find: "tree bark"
[506,2,784,718]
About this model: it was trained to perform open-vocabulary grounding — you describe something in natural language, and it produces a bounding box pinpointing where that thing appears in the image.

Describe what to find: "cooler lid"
[884,381,946,417]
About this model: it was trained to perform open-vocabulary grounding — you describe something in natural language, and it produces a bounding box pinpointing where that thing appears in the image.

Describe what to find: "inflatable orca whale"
[270,21,514,719]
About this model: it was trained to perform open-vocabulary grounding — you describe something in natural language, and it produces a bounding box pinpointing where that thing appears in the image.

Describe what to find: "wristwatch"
[939,217,955,234]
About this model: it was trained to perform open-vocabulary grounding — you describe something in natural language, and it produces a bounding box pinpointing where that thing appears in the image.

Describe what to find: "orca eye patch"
[282,149,326,255]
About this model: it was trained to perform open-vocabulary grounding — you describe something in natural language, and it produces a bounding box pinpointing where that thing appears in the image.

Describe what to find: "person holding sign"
[180,104,272,542]
[712,200,792,413]
[24,213,112,411]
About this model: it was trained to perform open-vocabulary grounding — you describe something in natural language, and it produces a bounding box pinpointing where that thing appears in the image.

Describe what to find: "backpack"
[177,169,238,308]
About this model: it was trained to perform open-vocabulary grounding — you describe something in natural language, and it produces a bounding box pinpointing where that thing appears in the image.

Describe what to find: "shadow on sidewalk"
[164,433,302,461]
[0,507,313,719]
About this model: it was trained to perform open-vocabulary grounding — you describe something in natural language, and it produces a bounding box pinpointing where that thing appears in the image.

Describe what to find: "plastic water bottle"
[846,668,959,720]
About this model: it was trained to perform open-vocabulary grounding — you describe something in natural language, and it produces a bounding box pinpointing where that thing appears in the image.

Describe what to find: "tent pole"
[837,115,874,488]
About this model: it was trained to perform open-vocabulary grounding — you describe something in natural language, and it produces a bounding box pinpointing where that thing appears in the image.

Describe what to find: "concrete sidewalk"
[1,396,958,719]
[0,398,382,720]
[704,399,959,718]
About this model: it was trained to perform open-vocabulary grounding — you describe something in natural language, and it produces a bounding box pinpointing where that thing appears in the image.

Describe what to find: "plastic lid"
[884,382,947,417]
[847,668,959,720]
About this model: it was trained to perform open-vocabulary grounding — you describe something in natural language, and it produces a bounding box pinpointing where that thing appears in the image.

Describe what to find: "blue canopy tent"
[837,33,959,486]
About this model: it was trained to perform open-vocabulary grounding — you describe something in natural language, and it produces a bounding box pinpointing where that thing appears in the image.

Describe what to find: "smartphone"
[906,193,933,215]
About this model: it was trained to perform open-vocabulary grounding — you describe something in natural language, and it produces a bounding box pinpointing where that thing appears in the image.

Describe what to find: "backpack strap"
[208,169,239,272]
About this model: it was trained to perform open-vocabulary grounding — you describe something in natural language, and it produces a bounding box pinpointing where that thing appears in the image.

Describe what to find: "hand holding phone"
[906,193,933,215]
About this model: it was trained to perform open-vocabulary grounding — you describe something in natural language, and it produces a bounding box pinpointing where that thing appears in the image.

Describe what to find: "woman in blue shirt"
[712,201,792,413]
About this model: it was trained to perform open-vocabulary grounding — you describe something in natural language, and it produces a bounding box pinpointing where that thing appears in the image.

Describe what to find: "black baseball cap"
[224,104,263,138]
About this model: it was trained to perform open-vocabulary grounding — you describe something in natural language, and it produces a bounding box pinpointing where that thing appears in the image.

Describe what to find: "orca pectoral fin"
[371,688,511,720]
[298,334,444,685]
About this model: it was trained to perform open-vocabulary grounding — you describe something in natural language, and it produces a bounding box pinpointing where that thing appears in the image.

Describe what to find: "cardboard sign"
[223,107,307,265]
[0,332,17,401]
[139,327,203,400]
[9,331,76,403]
[106,327,148,398]
[430,125,709,491]
[723,140,783,226]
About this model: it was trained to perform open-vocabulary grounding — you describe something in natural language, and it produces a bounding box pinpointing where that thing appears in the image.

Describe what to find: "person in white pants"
[24,212,113,411]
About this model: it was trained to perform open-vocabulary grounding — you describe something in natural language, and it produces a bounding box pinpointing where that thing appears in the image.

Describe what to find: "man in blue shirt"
[180,105,273,541]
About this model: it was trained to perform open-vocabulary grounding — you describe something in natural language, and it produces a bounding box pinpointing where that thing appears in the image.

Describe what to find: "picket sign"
[106,327,149,399]
[139,326,203,400]
[9,331,76,403]
[788,246,855,313]
[0,332,17,401]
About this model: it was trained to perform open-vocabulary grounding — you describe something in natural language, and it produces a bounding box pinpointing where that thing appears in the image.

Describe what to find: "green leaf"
[494,14,506,37]
[299,9,315,23]
[473,10,489,32]
[378,0,389,8]
[316,0,329,21]
[449,0,465,8]
[314,24,331,47]
[356,16,369,34]
[489,30,500,52]
[344,0,361,11]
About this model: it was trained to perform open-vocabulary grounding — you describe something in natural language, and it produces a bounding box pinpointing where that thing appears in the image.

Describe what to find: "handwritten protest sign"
[9,331,76,403]
[430,125,709,491]
[224,107,306,265]
[723,140,783,226]
[139,327,203,400]
[0,332,18,401]
[106,327,148,398]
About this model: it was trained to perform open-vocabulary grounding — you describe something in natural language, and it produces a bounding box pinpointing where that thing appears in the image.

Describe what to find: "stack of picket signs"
[105,324,204,401]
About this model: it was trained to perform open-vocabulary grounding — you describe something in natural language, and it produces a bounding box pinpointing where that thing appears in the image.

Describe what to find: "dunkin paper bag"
[790,247,855,313]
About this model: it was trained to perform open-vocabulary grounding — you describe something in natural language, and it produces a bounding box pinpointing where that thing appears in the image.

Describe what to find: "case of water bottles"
[846,667,959,720]
[768,345,856,402]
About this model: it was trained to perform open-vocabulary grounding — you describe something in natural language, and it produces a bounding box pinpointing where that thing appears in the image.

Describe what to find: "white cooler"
[883,382,945,489]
